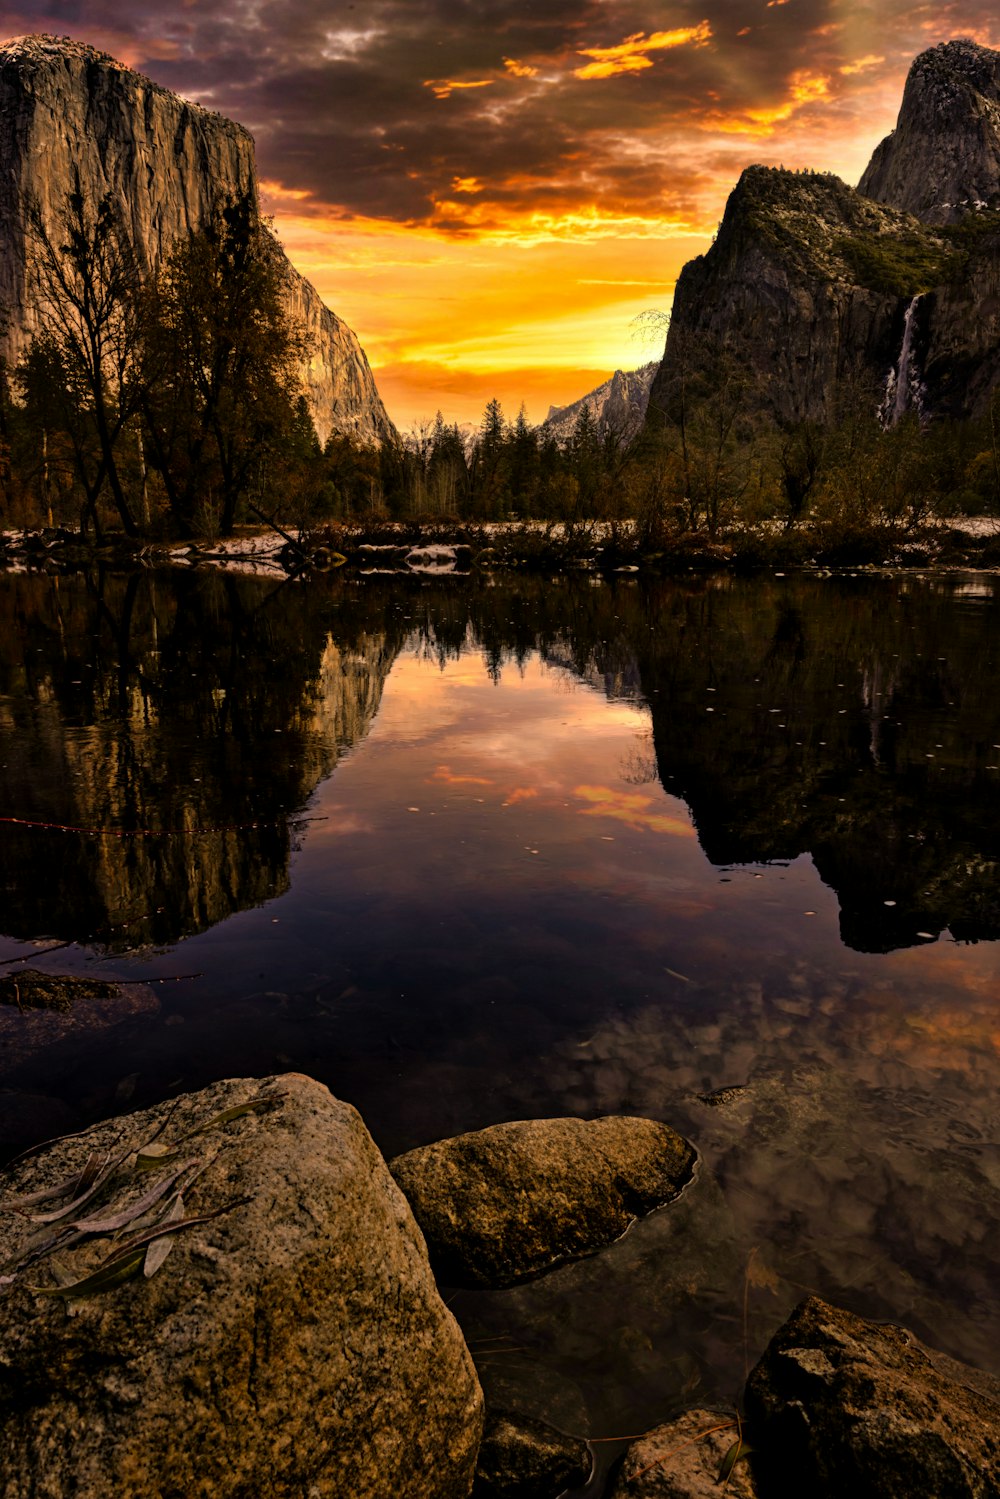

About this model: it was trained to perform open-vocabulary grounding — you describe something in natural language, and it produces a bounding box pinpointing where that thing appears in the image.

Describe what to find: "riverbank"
[5,514,1000,577]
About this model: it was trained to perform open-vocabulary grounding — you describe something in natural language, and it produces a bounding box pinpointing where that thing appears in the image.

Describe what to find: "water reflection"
[0,571,402,947]
[1,565,999,1447]
[4,569,1000,955]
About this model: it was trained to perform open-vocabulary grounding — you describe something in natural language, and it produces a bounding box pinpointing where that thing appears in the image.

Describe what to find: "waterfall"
[879,295,925,429]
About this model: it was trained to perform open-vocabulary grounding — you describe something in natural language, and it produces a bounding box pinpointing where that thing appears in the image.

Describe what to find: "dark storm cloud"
[5,0,1000,226]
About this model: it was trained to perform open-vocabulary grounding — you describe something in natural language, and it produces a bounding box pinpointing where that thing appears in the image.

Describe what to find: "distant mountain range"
[544,364,659,442]
[648,39,1000,429]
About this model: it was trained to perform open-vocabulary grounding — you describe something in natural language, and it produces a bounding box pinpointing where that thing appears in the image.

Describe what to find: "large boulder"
[389,1115,696,1288]
[607,1408,758,1498]
[0,1073,483,1498]
[746,1296,1000,1497]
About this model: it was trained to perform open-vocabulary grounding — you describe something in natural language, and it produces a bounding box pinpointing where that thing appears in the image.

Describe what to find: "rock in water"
[745,1296,1000,1498]
[389,1115,696,1288]
[0,1073,483,1498]
[0,34,396,448]
[473,1409,591,1498]
[607,1409,758,1499]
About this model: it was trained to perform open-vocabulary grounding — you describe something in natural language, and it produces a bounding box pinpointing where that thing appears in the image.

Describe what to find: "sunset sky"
[3,1,999,428]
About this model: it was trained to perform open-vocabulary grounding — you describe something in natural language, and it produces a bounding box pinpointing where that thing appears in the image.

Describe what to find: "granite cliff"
[0,35,395,447]
[648,39,1000,429]
[859,38,1000,223]
[544,364,658,443]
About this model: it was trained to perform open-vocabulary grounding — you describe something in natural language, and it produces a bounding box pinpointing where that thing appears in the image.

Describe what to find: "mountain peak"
[859,38,1000,223]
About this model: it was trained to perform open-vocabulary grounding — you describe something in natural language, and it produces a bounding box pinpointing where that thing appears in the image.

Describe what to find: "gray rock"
[0,1073,483,1499]
[745,1296,1000,1498]
[0,35,395,448]
[389,1115,696,1288]
[544,365,658,445]
[608,1408,757,1498]
[859,41,1000,224]
[473,1409,591,1498]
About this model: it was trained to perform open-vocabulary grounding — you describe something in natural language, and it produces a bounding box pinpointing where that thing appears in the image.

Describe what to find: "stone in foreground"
[0,1073,482,1499]
[389,1115,696,1288]
[607,1409,758,1498]
[473,1409,591,1498]
[746,1296,1000,1498]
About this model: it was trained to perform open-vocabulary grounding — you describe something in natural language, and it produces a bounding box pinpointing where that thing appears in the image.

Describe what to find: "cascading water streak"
[880,295,925,428]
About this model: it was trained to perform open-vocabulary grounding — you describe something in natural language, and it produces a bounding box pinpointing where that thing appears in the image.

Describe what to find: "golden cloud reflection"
[575,784,696,837]
[503,57,539,79]
[502,787,539,807]
[429,764,494,787]
[424,78,494,100]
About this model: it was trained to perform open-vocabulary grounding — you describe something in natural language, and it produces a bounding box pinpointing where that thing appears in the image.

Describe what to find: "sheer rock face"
[746,1297,1000,1499]
[859,40,1000,224]
[0,1073,483,1499]
[648,41,1000,427]
[646,167,918,427]
[0,34,395,447]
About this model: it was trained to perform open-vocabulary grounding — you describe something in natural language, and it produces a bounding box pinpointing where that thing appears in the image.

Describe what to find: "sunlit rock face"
[0,34,396,447]
[859,39,1000,224]
[648,40,1000,426]
[544,364,658,444]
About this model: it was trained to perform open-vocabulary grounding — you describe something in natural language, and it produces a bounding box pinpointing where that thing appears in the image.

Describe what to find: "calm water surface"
[1,566,998,1472]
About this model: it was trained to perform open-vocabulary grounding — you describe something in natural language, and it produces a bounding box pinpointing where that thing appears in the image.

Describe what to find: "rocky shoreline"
[0,1069,996,1497]
[5,516,1000,580]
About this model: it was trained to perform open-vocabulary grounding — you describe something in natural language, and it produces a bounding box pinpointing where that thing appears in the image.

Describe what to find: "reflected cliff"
[3,567,1000,954]
[454,570,1000,953]
[0,570,402,947]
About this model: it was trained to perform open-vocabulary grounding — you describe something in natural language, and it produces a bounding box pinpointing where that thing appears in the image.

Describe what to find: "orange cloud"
[839,54,886,75]
[574,23,712,81]
[426,199,700,243]
[575,785,696,837]
[707,70,831,136]
[452,176,484,194]
[425,78,494,100]
[504,57,539,78]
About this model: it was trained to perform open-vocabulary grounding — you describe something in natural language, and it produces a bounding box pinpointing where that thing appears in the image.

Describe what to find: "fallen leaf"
[143,1196,185,1277]
[30,1247,147,1301]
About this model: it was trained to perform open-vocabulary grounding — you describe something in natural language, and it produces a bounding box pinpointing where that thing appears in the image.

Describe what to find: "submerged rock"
[0,969,122,1012]
[0,972,160,1074]
[0,1073,483,1498]
[389,1115,696,1288]
[746,1295,1000,1497]
[608,1408,758,1498]
[473,1409,591,1498]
